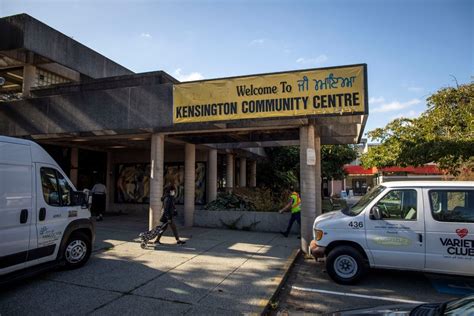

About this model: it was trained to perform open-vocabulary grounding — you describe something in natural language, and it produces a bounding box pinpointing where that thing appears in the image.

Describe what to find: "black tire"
[62,232,92,270]
[326,246,367,285]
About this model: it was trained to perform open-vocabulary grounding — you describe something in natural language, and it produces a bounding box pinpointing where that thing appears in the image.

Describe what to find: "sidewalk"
[0,215,300,315]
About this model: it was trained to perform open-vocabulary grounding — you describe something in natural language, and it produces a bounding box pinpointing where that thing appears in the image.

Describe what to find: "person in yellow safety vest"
[278,187,301,238]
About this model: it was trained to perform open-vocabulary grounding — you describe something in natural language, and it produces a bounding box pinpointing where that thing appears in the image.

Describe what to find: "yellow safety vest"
[290,192,301,213]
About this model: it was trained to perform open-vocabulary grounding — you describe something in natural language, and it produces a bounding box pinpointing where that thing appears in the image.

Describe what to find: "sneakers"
[96,215,103,221]
[177,240,186,245]
[280,232,289,238]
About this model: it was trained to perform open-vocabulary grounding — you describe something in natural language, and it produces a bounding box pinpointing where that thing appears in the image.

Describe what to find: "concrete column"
[70,148,78,187]
[22,65,36,97]
[239,157,247,187]
[226,153,234,191]
[184,143,196,227]
[314,128,322,218]
[250,160,257,187]
[300,125,316,254]
[149,134,165,230]
[106,151,112,213]
[207,149,218,203]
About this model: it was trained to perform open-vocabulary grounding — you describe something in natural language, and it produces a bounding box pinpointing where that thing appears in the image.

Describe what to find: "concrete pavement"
[0,215,300,315]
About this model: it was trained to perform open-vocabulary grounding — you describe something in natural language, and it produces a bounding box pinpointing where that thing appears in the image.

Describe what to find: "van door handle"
[39,207,46,221]
[20,209,28,224]
[418,233,423,243]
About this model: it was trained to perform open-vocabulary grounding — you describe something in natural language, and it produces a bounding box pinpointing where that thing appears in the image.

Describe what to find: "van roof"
[0,136,57,165]
[382,181,474,188]
[0,135,33,146]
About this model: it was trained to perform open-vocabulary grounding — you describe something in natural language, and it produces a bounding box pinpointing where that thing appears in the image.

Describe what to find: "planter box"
[194,209,300,234]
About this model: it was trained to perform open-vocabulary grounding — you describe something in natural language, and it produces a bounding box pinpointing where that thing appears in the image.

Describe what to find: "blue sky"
[1,0,472,136]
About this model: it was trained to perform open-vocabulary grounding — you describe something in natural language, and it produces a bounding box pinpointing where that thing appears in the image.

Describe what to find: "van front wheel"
[326,246,366,285]
[63,232,92,269]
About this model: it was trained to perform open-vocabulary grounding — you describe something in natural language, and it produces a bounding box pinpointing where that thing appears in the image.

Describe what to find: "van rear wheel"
[326,246,367,285]
[63,232,91,269]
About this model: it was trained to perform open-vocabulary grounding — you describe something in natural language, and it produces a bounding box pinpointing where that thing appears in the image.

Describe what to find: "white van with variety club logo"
[0,136,94,283]
[310,181,474,284]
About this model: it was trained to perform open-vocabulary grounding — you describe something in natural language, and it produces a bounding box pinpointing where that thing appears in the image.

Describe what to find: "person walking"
[138,184,186,248]
[278,187,301,238]
[91,181,106,221]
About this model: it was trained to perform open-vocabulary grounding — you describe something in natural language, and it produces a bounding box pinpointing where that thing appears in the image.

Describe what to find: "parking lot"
[271,255,474,314]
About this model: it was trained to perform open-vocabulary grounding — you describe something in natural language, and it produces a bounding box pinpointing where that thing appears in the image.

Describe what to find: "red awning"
[379,165,443,175]
[344,165,376,175]
[344,164,444,175]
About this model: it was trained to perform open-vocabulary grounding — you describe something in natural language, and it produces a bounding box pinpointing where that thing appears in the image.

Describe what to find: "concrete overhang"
[0,13,133,78]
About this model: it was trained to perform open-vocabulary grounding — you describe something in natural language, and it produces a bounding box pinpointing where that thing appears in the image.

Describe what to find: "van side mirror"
[370,206,382,220]
[71,191,88,208]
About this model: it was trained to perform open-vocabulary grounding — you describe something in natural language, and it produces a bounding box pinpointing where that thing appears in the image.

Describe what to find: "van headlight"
[314,229,324,241]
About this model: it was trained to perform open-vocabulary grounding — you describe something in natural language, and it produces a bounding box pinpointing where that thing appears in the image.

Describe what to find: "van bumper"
[309,240,326,259]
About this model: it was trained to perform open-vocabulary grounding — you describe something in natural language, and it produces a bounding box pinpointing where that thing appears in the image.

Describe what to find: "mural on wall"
[115,162,206,204]
[115,164,151,204]
[163,162,206,205]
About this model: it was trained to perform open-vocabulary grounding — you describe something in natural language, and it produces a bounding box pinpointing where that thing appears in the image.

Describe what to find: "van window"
[40,168,61,206]
[57,172,73,206]
[347,185,385,216]
[375,189,417,220]
[429,190,474,223]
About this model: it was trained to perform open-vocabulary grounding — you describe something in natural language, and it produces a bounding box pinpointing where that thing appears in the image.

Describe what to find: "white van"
[0,136,94,282]
[310,181,474,284]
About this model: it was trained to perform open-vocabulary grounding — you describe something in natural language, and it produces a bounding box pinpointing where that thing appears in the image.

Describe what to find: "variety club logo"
[440,228,474,257]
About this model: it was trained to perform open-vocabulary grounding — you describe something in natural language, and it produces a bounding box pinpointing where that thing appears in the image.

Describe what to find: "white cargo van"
[310,181,474,284]
[0,136,94,282]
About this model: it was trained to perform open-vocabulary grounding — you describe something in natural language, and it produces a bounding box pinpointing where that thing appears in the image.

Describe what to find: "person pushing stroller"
[139,184,186,248]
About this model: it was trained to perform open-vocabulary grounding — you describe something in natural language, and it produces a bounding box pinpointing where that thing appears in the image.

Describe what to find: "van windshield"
[342,185,386,216]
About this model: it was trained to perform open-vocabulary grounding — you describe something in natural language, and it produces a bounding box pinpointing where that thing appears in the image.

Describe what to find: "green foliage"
[257,144,359,191]
[257,147,300,191]
[361,83,474,175]
[321,145,358,179]
[205,187,288,212]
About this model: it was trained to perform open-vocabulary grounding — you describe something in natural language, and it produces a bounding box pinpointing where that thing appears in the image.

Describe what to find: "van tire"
[326,246,367,285]
[62,232,92,270]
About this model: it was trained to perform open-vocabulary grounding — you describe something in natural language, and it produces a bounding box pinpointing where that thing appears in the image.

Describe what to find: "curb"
[257,248,301,315]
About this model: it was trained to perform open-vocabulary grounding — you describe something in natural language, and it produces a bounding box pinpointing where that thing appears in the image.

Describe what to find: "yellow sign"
[173,64,367,124]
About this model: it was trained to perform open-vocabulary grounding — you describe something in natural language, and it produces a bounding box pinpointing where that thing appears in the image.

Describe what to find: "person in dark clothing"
[139,185,185,248]
[154,185,186,245]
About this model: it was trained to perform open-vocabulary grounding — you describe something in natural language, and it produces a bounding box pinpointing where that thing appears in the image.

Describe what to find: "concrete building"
[0,14,368,253]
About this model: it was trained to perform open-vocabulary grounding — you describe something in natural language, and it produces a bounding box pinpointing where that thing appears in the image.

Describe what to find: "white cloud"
[369,96,385,104]
[249,38,266,46]
[391,110,421,120]
[296,54,328,65]
[372,99,421,113]
[407,86,424,92]
[173,68,204,82]
[140,33,152,38]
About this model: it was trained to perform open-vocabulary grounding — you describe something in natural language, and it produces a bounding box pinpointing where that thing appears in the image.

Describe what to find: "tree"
[321,145,358,180]
[257,144,358,191]
[361,83,474,175]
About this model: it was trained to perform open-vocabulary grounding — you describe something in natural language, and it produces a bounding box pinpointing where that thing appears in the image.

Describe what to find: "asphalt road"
[271,255,474,315]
